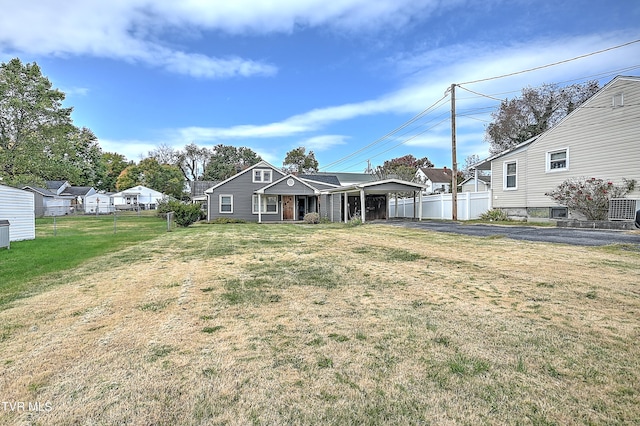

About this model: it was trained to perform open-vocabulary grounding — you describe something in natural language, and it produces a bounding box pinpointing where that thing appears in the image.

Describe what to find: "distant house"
[111,185,165,210]
[205,161,426,223]
[474,75,640,221]
[22,186,73,217]
[61,186,97,212]
[415,167,454,194]
[0,184,35,241]
[85,193,114,214]
[460,176,491,192]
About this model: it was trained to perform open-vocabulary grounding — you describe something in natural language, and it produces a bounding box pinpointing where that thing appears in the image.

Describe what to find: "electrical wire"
[458,39,640,85]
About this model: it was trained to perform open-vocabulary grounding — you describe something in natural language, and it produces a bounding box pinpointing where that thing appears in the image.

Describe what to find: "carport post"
[360,188,366,223]
[344,193,348,223]
[418,190,423,221]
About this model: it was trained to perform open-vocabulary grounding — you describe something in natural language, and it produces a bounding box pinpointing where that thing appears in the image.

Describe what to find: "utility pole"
[450,83,458,221]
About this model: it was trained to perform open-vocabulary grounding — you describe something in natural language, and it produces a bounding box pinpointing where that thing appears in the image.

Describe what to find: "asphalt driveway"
[383,220,640,247]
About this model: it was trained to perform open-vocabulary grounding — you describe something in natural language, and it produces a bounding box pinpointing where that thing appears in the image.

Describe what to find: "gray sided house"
[205,161,427,223]
[475,75,640,222]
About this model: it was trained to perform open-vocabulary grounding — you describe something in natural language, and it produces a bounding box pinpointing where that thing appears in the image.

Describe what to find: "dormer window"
[253,169,272,183]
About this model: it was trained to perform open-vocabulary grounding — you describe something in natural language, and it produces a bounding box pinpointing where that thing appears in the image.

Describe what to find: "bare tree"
[485,81,599,154]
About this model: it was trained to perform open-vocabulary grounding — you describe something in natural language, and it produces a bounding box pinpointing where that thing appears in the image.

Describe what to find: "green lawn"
[0,213,168,308]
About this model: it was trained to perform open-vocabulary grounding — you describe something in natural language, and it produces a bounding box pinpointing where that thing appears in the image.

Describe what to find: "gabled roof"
[62,186,94,196]
[45,180,69,190]
[473,135,540,170]
[256,174,321,194]
[474,75,640,170]
[460,175,491,185]
[22,186,57,197]
[418,167,453,182]
[205,160,282,193]
[112,185,164,196]
[325,178,427,194]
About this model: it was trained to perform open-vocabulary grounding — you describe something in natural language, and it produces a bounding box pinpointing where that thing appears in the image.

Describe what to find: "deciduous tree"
[203,144,261,180]
[485,81,599,154]
[282,147,319,174]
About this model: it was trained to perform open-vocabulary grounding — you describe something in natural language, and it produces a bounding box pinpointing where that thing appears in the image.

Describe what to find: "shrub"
[545,177,637,220]
[303,212,319,224]
[173,203,203,227]
[210,217,247,224]
[346,217,363,227]
[480,209,509,222]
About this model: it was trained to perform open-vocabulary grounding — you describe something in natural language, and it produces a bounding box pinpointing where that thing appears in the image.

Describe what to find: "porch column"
[258,194,262,223]
[360,188,366,223]
[474,168,479,192]
[344,193,348,223]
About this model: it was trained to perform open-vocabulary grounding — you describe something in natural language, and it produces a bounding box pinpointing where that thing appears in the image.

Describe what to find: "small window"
[253,169,273,183]
[612,93,624,108]
[252,195,278,214]
[504,161,517,190]
[219,195,233,213]
[551,207,567,219]
[547,149,569,172]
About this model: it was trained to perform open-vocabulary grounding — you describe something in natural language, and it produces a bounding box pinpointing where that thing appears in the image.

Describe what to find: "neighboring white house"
[85,193,114,214]
[0,184,36,241]
[111,185,165,210]
[415,167,453,194]
[475,75,640,221]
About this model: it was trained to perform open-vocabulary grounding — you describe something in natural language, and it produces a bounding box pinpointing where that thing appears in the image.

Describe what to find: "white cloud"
[299,135,349,151]
[0,0,453,79]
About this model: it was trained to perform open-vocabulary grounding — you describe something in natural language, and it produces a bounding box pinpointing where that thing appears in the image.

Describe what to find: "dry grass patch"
[0,223,639,425]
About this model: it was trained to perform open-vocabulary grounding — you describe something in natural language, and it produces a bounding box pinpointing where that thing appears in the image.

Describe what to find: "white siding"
[0,185,36,241]
[489,76,640,214]
[526,76,640,206]
[491,147,529,208]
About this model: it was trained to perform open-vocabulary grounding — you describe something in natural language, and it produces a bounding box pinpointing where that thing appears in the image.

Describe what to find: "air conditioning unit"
[608,198,638,221]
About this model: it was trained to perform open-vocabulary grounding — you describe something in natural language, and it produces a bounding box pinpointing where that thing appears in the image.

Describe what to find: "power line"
[459,39,640,85]
[319,94,449,171]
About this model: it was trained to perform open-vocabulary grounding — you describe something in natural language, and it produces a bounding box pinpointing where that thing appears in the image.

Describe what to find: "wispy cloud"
[0,0,453,79]
[299,135,349,151]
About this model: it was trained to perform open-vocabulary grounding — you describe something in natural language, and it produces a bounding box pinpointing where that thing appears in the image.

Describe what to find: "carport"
[325,179,427,223]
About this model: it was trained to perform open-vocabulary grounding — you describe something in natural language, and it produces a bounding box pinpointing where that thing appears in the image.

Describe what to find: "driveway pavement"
[383,220,640,247]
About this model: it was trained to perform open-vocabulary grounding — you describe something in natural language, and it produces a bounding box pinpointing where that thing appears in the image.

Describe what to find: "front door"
[283,196,294,220]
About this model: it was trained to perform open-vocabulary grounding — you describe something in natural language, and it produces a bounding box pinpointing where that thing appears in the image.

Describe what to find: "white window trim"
[252,194,278,214]
[219,194,233,214]
[503,160,518,191]
[546,148,569,173]
[252,169,273,183]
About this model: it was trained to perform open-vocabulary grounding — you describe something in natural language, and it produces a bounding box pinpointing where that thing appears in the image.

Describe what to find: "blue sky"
[1,1,639,172]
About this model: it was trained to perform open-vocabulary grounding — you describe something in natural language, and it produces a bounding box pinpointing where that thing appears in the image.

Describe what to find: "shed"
[0,184,36,241]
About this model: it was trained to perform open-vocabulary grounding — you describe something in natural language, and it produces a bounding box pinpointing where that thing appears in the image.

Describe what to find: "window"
[219,195,233,213]
[504,161,517,190]
[252,195,278,214]
[253,169,272,183]
[254,195,277,214]
[547,149,569,172]
[612,92,624,108]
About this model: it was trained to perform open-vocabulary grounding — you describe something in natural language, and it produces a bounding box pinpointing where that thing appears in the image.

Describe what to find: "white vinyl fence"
[389,191,492,220]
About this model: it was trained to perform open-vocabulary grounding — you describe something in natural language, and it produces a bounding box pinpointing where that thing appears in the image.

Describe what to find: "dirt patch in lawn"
[1,223,639,425]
